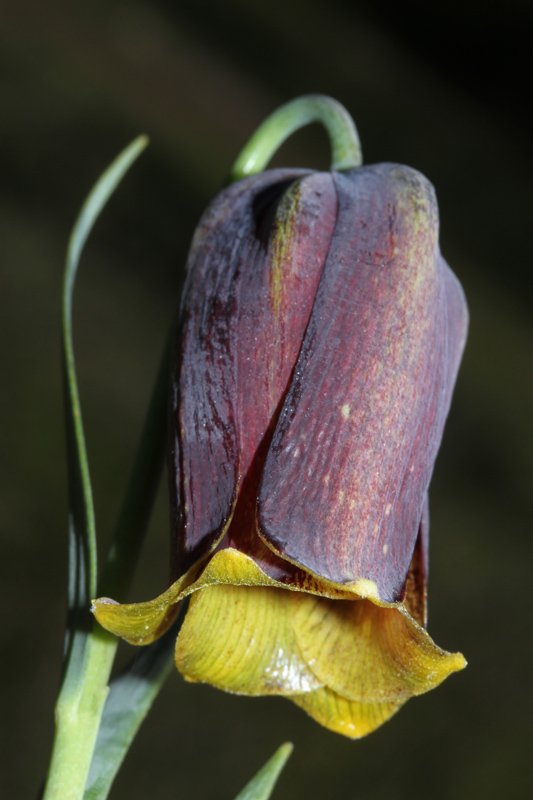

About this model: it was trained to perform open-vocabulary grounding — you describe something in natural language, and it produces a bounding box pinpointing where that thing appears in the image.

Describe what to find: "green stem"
[229,94,362,181]
[42,341,169,799]
[42,631,116,800]
[43,338,169,800]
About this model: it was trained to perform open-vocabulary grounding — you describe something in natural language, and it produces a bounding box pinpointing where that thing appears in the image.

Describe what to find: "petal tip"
[451,651,468,673]
[421,647,467,693]
[90,597,117,613]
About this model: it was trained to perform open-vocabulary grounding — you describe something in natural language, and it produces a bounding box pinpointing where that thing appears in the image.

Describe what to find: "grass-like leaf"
[43,137,151,800]
[233,743,294,800]
[60,134,148,697]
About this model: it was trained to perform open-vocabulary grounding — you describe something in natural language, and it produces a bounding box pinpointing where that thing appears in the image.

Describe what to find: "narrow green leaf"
[233,743,294,800]
[83,620,179,800]
[43,138,151,800]
[60,134,149,695]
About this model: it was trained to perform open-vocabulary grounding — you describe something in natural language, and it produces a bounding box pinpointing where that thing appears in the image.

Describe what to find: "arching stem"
[229,94,362,182]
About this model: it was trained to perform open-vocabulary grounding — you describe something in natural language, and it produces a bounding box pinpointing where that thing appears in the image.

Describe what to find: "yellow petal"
[292,595,466,703]
[91,548,353,645]
[92,547,466,739]
[291,686,403,739]
[91,568,197,645]
[175,584,321,695]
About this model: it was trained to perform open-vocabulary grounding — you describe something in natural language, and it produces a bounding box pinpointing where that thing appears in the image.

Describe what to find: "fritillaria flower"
[93,159,467,738]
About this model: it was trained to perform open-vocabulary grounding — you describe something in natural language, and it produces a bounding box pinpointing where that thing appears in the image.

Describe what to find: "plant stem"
[229,94,362,181]
[42,631,116,800]
[42,336,169,799]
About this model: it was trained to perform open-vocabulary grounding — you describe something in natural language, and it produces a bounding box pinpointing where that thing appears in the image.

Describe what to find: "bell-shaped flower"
[93,161,468,738]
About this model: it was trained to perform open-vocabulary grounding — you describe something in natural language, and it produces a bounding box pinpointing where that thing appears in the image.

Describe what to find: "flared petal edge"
[92,549,465,737]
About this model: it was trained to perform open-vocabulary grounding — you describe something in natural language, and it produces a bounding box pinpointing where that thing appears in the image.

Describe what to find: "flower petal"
[291,593,466,704]
[170,170,294,572]
[91,575,190,646]
[93,547,465,737]
[92,548,356,646]
[258,164,468,601]
[175,584,322,695]
[170,170,337,573]
[290,686,403,739]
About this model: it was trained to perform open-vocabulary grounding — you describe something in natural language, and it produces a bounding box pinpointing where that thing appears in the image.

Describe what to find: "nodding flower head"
[93,159,468,739]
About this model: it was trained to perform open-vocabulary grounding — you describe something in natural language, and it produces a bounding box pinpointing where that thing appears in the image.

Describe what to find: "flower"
[93,162,468,738]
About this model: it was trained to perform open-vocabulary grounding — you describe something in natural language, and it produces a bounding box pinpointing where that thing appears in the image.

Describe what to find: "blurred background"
[1,1,532,798]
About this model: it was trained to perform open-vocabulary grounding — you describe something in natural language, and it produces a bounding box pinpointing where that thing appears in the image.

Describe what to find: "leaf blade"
[233,743,293,800]
[60,134,149,693]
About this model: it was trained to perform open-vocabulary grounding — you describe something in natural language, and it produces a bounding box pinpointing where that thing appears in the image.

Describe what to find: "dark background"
[1,1,532,798]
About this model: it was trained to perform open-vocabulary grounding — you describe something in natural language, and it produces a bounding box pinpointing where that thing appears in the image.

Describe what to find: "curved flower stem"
[229,94,362,182]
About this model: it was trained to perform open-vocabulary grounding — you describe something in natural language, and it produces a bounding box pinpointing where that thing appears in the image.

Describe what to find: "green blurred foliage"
[1,1,531,798]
